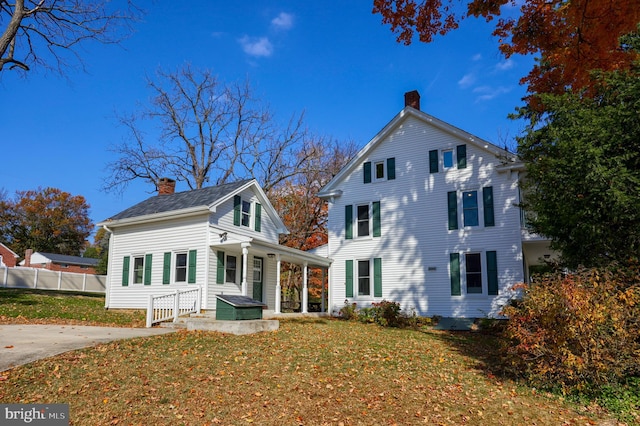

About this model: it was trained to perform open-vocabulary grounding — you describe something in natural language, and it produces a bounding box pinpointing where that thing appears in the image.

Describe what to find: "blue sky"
[0,1,532,233]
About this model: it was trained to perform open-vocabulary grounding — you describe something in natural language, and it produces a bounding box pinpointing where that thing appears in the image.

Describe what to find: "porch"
[208,226,332,315]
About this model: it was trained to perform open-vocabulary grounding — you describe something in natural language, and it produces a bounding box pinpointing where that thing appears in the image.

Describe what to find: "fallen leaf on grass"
[4,345,13,349]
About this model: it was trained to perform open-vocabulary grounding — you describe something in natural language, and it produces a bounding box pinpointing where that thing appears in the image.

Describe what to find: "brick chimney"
[24,249,33,267]
[404,90,420,110]
[158,178,176,195]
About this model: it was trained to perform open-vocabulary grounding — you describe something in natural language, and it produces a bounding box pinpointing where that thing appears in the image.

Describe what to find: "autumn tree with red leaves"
[0,187,93,257]
[373,0,640,104]
[270,139,357,305]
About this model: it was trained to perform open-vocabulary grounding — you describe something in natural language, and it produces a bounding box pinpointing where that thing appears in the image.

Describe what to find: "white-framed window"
[175,252,188,282]
[357,204,370,237]
[241,200,251,227]
[226,255,238,284]
[133,256,145,284]
[465,253,482,294]
[374,160,386,181]
[443,149,454,169]
[357,259,371,296]
[462,190,479,227]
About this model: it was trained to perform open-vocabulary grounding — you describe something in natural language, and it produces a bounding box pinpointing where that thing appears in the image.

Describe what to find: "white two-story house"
[319,91,551,318]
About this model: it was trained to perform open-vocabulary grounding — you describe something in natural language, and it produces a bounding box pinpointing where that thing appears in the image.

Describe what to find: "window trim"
[225,254,238,284]
[132,255,145,284]
[462,190,479,227]
[442,149,454,169]
[357,259,371,297]
[356,204,370,237]
[174,252,188,283]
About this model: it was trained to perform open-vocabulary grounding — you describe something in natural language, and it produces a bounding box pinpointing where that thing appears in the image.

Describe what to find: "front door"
[252,257,263,301]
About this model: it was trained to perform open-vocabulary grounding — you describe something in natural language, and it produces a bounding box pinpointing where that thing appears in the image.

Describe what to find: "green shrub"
[370,300,402,327]
[501,264,640,392]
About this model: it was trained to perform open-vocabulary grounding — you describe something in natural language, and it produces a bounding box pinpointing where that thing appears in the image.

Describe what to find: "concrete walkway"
[0,324,176,372]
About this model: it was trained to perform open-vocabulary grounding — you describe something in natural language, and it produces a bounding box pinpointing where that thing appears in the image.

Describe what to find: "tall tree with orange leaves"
[373,0,640,105]
[0,187,93,257]
[270,138,358,305]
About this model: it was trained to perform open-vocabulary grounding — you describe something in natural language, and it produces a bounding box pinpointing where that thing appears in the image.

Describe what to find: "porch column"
[274,254,282,314]
[241,242,250,296]
[302,262,308,314]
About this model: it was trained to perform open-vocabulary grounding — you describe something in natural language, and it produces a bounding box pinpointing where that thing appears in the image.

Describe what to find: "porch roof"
[210,227,331,268]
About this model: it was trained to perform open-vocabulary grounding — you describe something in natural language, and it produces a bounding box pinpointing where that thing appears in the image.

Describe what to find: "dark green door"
[252,257,264,301]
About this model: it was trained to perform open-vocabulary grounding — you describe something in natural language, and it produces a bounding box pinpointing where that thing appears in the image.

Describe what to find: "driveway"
[0,324,176,372]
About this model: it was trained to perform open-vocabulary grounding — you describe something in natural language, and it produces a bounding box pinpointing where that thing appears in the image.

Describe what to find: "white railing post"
[2,267,7,287]
[57,271,62,290]
[173,290,180,322]
[33,268,38,289]
[82,274,87,291]
[146,295,154,328]
[196,287,202,314]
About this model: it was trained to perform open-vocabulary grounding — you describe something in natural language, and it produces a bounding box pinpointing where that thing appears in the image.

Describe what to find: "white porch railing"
[146,287,202,328]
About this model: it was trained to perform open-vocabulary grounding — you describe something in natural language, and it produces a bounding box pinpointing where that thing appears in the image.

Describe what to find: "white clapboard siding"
[212,188,280,244]
[107,215,209,309]
[326,114,524,318]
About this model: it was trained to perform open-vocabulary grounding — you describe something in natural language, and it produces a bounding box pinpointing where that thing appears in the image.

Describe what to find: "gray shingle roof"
[39,253,100,267]
[105,179,253,221]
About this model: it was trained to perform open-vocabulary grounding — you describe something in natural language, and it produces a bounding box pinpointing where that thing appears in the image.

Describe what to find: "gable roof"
[319,106,519,198]
[98,179,288,233]
[0,243,18,258]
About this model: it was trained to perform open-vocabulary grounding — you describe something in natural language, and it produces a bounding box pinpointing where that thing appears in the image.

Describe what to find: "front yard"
[0,288,614,425]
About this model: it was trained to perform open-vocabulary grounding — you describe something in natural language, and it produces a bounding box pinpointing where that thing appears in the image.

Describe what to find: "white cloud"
[271,12,294,30]
[472,53,482,61]
[494,59,514,71]
[458,73,476,89]
[239,36,273,57]
[473,85,511,101]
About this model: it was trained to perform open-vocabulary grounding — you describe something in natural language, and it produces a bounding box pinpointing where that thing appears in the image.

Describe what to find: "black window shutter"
[387,158,396,180]
[457,145,467,169]
[345,260,354,297]
[450,253,461,296]
[429,150,438,173]
[363,162,372,184]
[233,195,241,226]
[483,187,495,227]
[487,251,498,295]
[345,205,353,239]
[447,191,458,230]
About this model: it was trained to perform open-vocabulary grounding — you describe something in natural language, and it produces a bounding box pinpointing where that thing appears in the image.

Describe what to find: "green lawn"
[0,288,145,327]
[0,289,621,425]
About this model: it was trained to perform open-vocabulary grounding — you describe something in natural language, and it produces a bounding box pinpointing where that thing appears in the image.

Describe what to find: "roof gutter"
[97,205,210,228]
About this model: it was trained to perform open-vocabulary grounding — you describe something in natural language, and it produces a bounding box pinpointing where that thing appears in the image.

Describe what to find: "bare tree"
[105,65,325,194]
[0,0,141,74]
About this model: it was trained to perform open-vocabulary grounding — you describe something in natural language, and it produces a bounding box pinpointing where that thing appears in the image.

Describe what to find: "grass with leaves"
[0,289,617,425]
[0,288,145,327]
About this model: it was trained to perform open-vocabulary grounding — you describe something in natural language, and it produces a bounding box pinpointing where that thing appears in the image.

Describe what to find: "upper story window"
[345,201,381,240]
[241,200,251,227]
[357,205,370,237]
[363,158,396,184]
[233,195,262,232]
[429,144,467,173]
[443,150,454,169]
[447,187,495,230]
[462,191,479,227]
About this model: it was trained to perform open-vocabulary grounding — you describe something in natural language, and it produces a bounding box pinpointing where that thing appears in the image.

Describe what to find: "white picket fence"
[146,287,202,328]
[1,266,106,293]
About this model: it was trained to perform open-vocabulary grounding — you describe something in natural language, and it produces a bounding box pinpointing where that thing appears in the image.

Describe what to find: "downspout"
[102,225,114,309]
